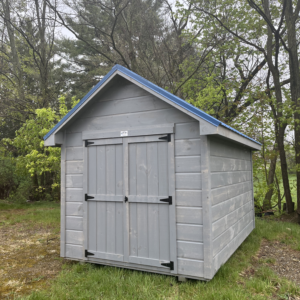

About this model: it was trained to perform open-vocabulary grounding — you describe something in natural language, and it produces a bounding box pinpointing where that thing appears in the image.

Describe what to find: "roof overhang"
[44,65,261,151]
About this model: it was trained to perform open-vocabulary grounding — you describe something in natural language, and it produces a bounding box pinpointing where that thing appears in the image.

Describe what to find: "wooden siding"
[63,78,203,277]
[210,137,254,274]
[65,133,84,259]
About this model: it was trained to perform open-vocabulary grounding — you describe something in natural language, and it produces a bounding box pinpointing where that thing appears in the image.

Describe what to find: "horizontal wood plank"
[66,216,83,231]
[177,258,204,277]
[210,156,251,172]
[175,122,199,140]
[66,161,84,174]
[65,244,83,259]
[66,147,83,161]
[176,173,201,190]
[66,175,83,188]
[177,224,203,242]
[66,188,83,202]
[66,202,83,216]
[176,190,202,207]
[212,211,253,257]
[211,171,251,189]
[66,133,82,147]
[177,241,204,260]
[66,108,193,133]
[83,94,171,118]
[210,137,250,161]
[66,230,84,245]
[176,207,203,224]
[175,156,201,173]
[211,181,252,206]
[212,201,253,239]
[175,139,201,156]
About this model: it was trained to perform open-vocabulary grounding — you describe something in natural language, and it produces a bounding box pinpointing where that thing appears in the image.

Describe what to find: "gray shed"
[44,65,261,281]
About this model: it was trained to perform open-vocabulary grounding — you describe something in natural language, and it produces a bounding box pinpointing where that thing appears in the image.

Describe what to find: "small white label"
[120,131,128,137]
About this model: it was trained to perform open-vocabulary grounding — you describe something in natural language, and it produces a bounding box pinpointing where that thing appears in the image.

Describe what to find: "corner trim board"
[201,135,213,279]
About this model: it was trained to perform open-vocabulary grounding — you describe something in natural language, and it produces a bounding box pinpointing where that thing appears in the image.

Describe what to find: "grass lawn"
[1,201,300,300]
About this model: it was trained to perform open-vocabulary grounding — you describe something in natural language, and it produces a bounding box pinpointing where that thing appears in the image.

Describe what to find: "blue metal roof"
[44,64,261,145]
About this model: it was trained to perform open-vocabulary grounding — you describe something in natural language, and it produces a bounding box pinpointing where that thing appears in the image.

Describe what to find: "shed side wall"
[63,77,204,278]
[210,136,254,274]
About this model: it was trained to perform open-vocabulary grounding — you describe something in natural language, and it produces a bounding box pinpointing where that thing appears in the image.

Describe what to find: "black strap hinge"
[161,261,174,270]
[160,196,172,205]
[85,250,95,257]
[85,194,95,201]
[85,140,94,147]
[159,134,171,142]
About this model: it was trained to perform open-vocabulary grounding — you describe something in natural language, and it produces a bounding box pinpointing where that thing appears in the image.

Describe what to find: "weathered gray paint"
[54,77,256,280]
[210,136,254,275]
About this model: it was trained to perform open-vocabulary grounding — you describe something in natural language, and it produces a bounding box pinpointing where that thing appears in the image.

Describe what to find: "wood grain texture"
[201,136,213,279]
[66,133,82,147]
[175,139,201,156]
[175,156,201,173]
[176,190,202,207]
[66,202,83,216]
[66,216,83,231]
[210,156,251,172]
[66,147,83,161]
[66,161,84,174]
[175,173,201,190]
[176,224,203,242]
[66,230,84,245]
[60,131,66,258]
[212,211,253,257]
[66,244,83,259]
[212,190,252,223]
[66,108,193,133]
[177,241,204,260]
[174,122,199,140]
[177,258,204,277]
[210,136,251,161]
[66,175,83,188]
[213,220,254,274]
[212,201,252,240]
[211,171,251,189]
[83,95,171,118]
[176,207,203,224]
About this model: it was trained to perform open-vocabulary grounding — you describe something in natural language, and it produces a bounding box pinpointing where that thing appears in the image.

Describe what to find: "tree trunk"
[263,148,277,210]
[263,0,293,213]
[284,0,300,222]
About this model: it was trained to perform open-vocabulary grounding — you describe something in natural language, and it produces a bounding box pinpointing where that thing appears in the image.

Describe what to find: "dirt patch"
[0,222,63,299]
[276,211,299,224]
[254,239,300,286]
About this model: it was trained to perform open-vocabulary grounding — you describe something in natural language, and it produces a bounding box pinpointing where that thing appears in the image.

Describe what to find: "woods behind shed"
[44,65,261,281]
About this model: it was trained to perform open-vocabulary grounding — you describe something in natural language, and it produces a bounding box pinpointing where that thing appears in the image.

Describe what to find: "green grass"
[0,200,60,230]
[18,217,300,300]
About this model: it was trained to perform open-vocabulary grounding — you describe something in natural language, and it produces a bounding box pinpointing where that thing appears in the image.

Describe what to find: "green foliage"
[2,96,79,201]
[187,75,231,116]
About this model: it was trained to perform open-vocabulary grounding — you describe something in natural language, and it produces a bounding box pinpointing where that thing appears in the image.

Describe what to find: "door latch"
[124,196,128,202]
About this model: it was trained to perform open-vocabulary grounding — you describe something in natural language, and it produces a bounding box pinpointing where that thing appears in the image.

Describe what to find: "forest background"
[0,0,300,221]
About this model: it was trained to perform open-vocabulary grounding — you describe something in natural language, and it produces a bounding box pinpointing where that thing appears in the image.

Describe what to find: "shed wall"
[210,136,254,274]
[62,77,204,277]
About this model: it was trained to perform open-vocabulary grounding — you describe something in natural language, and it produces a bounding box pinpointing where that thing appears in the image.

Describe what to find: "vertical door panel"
[128,138,174,270]
[87,142,124,261]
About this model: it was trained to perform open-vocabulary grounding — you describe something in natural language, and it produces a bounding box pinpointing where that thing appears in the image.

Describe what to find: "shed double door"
[84,134,176,272]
